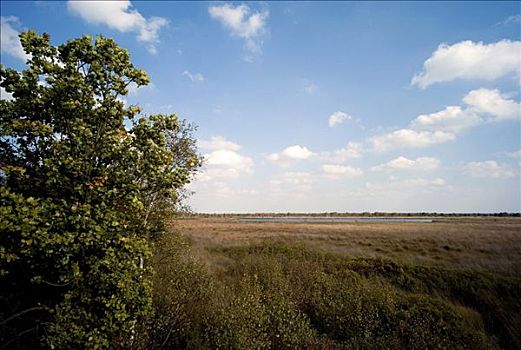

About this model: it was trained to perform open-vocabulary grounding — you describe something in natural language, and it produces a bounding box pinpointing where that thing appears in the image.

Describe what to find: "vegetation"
[134,226,520,349]
[0,32,200,348]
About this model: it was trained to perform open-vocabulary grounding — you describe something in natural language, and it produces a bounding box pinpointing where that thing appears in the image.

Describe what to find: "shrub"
[218,242,508,349]
[136,233,214,349]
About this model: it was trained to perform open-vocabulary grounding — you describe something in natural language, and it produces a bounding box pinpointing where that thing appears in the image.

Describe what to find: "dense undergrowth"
[136,233,520,349]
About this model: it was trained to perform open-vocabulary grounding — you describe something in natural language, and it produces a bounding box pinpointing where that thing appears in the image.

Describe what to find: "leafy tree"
[0,31,201,349]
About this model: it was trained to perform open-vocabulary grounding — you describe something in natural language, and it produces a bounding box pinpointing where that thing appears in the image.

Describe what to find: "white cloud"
[67,1,168,54]
[199,149,253,180]
[182,70,205,82]
[463,160,515,178]
[270,172,313,192]
[0,86,14,101]
[205,149,252,171]
[196,136,252,182]
[371,156,440,172]
[321,142,363,162]
[408,88,519,137]
[411,40,521,88]
[322,164,363,178]
[370,129,455,152]
[328,111,352,127]
[268,145,315,165]
[410,106,482,133]
[208,3,268,54]
[198,136,241,152]
[463,88,520,121]
[1,16,30,61]
[282,145,314,159]
[370,87,520,152]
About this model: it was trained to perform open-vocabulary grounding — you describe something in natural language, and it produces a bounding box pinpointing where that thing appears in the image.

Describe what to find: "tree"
[0,31,201,348]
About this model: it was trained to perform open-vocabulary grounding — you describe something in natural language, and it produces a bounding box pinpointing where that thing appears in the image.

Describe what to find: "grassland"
[139,216,521,349]
[175,217,521,274]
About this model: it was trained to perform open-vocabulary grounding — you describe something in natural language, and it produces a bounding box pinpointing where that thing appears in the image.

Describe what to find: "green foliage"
[0,31,200,348]
[215,242,516,349]
[135,233,314,350]
[203,274,315,350]
[136,232,215,349]
[135,235,510,349]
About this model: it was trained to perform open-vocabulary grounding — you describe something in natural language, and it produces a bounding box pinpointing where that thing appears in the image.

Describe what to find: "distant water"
[239,217,434,223]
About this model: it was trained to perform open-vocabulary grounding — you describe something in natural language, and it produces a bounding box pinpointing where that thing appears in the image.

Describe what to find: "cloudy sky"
[1,1,520,213]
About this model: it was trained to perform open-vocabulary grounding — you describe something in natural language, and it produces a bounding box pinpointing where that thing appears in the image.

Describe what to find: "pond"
[239,217,434,223]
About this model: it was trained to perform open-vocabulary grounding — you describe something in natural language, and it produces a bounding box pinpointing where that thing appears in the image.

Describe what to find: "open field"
[140,216,521,349]
[172,216,521,275]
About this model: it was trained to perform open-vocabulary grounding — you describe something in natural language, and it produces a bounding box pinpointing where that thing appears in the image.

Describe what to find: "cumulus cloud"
[328,111,351,127]
[463,88,520,121]
[198,136,241,152]
[370,129,455,152]
[205,149,253,171]
[182,70,204,82]
[374,87,519,152]
[208,3,268,54]
[197,136,253,181]
[321,142,363,162]
[371,156,440,172]
[410,106,482,133]
[1,16,30,61]
[410,88,520,133]
[411,40,521,88]
[281,145,314,159]
[322,164,363,179]
[463,160,515,178]
[67,1,168,54]
[268,145,315,165]
[333,142,363,160]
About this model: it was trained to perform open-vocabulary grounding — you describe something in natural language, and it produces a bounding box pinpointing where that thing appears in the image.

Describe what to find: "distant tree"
[0,31,201,348]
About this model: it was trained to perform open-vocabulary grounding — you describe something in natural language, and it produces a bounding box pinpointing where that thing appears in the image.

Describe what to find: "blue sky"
[1,1,520,213]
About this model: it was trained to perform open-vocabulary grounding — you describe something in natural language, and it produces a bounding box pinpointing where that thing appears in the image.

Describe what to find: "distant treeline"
[181,212,521,218]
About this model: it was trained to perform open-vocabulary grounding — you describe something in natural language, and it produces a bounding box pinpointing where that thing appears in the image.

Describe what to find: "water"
[239,217,434,223]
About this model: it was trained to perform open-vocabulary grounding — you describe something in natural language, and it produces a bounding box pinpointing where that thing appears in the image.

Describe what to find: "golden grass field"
[172,216,521,275]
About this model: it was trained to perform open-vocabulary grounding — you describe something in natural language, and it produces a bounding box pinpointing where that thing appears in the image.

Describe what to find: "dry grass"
[170,217,521,275]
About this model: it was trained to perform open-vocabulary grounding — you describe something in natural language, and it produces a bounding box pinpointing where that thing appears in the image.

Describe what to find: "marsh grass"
[136,217,521,349]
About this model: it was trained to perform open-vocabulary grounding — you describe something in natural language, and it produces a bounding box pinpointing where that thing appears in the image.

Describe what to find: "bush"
[136,233,214,349]
[217,242,509,349]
